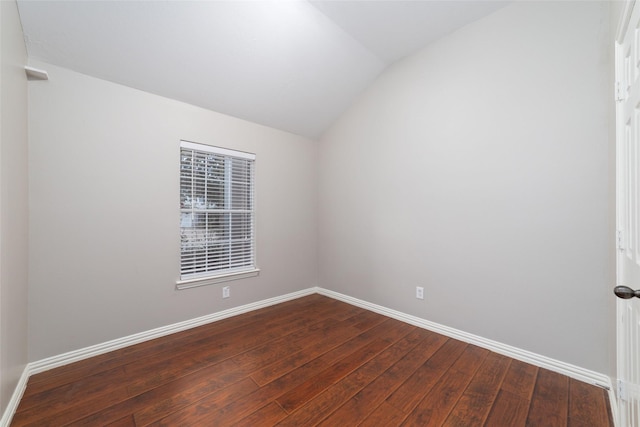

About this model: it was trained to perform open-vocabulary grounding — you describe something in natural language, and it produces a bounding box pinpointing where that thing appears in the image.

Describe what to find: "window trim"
[176,268,260,290]
[176,140,259,289]
[180,140,255,161]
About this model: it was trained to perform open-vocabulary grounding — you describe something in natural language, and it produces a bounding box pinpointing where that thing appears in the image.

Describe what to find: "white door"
[616,1,640,425]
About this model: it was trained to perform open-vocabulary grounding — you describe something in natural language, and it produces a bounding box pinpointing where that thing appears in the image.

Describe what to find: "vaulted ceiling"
[17,0,509,139]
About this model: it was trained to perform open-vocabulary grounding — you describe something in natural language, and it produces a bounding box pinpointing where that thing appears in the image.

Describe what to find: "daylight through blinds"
[180,141,255,279]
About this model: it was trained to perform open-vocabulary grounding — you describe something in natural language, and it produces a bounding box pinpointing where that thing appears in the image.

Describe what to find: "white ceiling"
[16,0,509,139]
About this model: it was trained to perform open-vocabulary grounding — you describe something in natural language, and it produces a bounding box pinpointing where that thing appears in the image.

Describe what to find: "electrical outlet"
[222,286,230,299]
[416,286,424,300]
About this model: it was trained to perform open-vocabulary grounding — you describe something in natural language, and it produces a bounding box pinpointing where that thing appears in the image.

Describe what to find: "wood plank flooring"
[11,294,613,426]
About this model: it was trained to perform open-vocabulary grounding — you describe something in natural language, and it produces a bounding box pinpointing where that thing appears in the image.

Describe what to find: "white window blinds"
[179,141,256,282]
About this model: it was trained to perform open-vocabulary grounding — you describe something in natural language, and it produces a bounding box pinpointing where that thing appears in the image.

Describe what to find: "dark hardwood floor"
[11,294,613,426]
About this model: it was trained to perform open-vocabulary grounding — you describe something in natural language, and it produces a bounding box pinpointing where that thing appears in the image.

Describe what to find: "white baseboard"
[316,287,614,392]
[29,287,317,376]
[1,286,616,426]
[609,385,619,427]
[0,367,29,427]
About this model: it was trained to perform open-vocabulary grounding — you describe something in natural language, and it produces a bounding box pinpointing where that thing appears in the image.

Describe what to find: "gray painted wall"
[27,61,318,361]
[0,0,29,414]
[318,1,613,375]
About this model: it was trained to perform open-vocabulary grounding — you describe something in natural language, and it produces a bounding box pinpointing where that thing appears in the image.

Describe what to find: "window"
[177,141,258,289]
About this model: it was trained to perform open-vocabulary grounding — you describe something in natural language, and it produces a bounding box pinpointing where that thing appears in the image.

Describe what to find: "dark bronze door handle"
[614,285,640,299]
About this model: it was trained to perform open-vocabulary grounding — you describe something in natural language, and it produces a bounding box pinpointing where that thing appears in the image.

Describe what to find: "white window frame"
[176,140,259,290]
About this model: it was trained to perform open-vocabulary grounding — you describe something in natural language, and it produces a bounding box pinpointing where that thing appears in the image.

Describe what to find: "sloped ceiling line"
[17,0,508,139]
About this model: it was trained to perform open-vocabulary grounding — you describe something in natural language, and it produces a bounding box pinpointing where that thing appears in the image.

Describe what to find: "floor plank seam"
[521,365,541,425]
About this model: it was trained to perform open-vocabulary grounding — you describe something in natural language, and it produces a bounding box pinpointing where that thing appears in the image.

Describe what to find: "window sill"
[176,268,260,290]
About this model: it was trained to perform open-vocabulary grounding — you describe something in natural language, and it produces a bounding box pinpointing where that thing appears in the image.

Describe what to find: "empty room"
[1,0,638,425]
